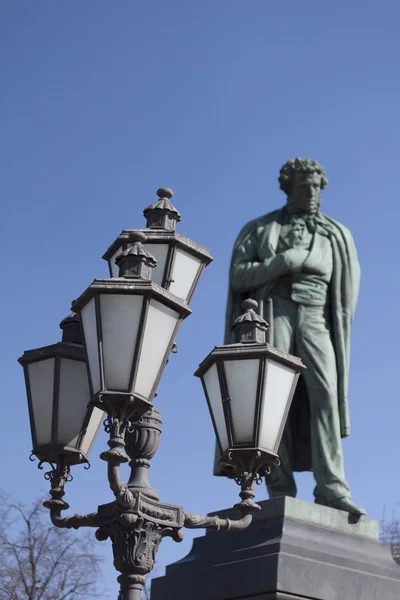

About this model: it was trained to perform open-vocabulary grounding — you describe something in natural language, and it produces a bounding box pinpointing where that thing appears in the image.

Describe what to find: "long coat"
[214,207,360,475]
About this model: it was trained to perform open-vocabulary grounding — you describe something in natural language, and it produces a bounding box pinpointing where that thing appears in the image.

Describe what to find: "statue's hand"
[282,248,309,272]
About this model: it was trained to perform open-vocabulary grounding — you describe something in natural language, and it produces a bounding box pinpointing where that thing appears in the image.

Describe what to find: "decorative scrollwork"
[140,504,174,522]
[110,516,170,577]
[45,463,73,485]
[103,414,113,434]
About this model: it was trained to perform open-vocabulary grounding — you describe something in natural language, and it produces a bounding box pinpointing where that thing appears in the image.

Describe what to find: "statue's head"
[279,158,328,215]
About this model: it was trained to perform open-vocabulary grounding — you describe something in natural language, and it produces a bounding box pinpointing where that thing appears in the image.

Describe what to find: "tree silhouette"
[0,492,103,600]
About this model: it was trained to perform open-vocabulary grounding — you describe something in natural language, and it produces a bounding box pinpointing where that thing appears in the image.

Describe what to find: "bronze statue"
[217,158,365,515]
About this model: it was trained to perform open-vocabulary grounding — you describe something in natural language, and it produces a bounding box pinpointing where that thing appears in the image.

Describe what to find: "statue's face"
[290,172,321,214]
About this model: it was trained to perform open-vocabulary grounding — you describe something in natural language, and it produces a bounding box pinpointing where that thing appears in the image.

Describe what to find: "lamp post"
[18,189,305,600]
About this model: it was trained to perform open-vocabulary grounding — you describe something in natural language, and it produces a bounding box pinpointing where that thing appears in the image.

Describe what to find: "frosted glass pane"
[145,243,169,286]
[58,359,91,447]
[28,358,55,446]
[111,248,122,277]
[169,249,202,301]
[259,360,296,452]
[203,363,229,453]
[80,407,104,456]
[225,359,259,444]
[135,299,179,399]
[100,294,143,391]
[81,298,101,394]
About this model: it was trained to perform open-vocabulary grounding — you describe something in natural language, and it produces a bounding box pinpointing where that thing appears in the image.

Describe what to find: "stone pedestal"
[150,497,400,600]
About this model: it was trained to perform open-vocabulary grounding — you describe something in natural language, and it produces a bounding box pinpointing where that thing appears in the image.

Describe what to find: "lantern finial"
[156,187,173,199]
[143,188,181,231]
[59,313,82,344]
[115,231,157,280]
[232,299,269,344]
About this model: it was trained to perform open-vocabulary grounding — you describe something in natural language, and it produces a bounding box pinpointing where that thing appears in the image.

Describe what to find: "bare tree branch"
[0,491,104,600]
[380,507,400,566]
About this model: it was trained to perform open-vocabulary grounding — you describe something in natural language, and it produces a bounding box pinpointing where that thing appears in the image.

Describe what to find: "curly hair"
[278,158,328,195]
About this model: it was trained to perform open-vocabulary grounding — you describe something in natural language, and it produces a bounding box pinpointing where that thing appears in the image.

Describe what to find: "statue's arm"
[230,234,290,293]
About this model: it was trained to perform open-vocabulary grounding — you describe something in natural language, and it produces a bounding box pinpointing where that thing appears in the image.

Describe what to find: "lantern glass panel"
[202,363,229,453]
[169,248,202,301]
[145,243,169,287]
[224,358,260,444]
[81,298,101,395]
[134,299,179,399]
[258,360,296,452]
[57,358,91,447]
[80,407,104,456]
[28,358,55,447]
[100,294,143,391]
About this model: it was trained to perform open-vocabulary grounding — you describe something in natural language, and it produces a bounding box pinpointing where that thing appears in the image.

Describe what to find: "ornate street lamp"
[19,194,304,600]
[102,188,213,303]
[18,313,103,468]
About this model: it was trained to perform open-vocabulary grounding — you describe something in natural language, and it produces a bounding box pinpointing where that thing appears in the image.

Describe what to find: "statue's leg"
[295,305,350,504]
[266,297,297,499]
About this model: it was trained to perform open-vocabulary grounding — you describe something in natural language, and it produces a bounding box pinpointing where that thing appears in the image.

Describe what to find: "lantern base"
[31,445,89,468]
[151,496,400,600]
[92,392,153,421]
[219,447,279,482]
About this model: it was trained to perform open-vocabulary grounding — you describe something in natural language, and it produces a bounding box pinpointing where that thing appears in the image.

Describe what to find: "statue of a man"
[217,158,365,516]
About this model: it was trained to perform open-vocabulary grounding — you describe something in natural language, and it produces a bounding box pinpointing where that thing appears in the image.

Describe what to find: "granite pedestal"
[150,497,400,600]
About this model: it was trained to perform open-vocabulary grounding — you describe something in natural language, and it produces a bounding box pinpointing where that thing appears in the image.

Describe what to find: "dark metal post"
[118,573,145,600]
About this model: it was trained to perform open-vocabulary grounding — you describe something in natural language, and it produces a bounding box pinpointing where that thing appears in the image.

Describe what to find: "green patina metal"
[215,158,364,516]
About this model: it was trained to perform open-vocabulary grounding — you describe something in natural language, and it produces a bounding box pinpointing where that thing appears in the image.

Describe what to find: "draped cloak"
[214,207,360,475]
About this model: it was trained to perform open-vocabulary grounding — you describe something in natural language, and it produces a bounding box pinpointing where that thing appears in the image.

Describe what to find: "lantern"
[18,314,103,466]
[102,188,212,304]
[195,299,305,470]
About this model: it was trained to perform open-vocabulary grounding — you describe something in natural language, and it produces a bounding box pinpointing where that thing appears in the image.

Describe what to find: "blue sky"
[1,1,400,596]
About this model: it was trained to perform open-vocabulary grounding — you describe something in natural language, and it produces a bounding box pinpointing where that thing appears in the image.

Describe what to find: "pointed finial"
[232,299,269,344]
[115,231,157,280]
[143,188,181,231]
[60,313,82,344]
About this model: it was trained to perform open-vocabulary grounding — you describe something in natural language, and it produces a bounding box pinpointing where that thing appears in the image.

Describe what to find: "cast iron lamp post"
[18,189,305,600]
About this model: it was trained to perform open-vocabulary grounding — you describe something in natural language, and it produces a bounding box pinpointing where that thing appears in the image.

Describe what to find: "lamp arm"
[42,464,99,530]
[45,502,99,530]
[100,414,135,508]
[183,511,253,532]
[184,472,261,531]
[183,483,260,532]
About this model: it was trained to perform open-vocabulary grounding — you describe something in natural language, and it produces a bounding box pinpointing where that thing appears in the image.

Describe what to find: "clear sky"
[1,1,400,597]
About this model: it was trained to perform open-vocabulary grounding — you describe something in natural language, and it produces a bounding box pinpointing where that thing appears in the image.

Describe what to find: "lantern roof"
[102,228,212,265]
[194,341,305,379]
[18,341,85,365]
[71,278,192,319]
